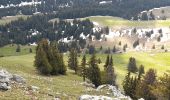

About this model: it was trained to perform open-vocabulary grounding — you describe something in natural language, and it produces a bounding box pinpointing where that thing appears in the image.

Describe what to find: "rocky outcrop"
[0,69,26,91]
[79,84,132,100]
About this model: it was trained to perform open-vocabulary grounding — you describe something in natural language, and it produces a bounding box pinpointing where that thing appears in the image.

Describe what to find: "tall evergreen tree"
[105,56,116,85]
[128,57,138,73]
[136,69,157,100]
[34,42,52,75]
[81,55,86,82]
[88,54,101,87]
[34,39,66,75]
[68,48,78,74]
[16,44,21,52]
[104,55,110,69]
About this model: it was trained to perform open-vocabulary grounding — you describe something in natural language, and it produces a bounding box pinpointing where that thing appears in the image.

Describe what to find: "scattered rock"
[80,82,95,88]
[0,82,11,90]
[79,95,113,100]
[28,85,39,92]
[96,84,126,97]
[11,74,26,84]
[79,94,132,100]
[0,69,26,91]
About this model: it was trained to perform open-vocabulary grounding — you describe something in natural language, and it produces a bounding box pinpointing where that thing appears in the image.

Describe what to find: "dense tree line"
[0,15,93,49]
[0,0,170,20]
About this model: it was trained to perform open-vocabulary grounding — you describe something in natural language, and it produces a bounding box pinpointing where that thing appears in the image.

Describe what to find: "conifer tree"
[68,48,78,74]
[104,55,110,69]
[34,39,66,75]
[88,54,101,87]
[122,72,131,96]
[136,69,157,100]
[128,57,138,73]
[81,55,86,81]
[112,45,116,53]
[139,65,145,75]
[105,56,116,85]
[34,44,52,75]
[16,44,21,52]
[29,48,32,53]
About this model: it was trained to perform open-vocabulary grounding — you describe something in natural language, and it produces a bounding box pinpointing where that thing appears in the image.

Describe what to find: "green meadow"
[0,45,170,99]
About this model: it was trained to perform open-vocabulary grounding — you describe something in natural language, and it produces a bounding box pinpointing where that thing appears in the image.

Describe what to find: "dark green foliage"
[141,12,148,20]
[152,72,170,100]
[136,69,157,100]
[88,45,96,54]
[105,56,116,85]
[152,45,155,49]
[139,65,145,75]
[133,39,139,48]
[112,45,116,53]
[161,45,165,49]
[29,48,32,53]
[104,55,110,69]
[81,55,86,81]
[34,39,66,75]
[123,44,128,52]
[34,40,52,75]
[0,17,93,48]
[88,54,101,87]
[128,57,138,73]
[118,41,121,46]
[68,48,78,74]
[16,44,21,52]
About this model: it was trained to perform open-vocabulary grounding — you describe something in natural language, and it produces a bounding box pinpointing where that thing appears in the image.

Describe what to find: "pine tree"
[136,69,157,100]
[34,44,52,75]
[105,56,116,85]
[88,54,101,87]
[51,42,66,75]
[104,55,110,69]
[81,55,86,81]
[112,45,116,53]
[34,39,66,75]
[128,57,138,73]
[16,44,21,52]
[29,48,32,53]
[68,48,78,74]
[139,65,145,75]
[122,72,131,96]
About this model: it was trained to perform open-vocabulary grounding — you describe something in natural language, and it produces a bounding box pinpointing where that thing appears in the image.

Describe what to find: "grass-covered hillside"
[0,15,28,25]
[84,16,170,28]
[0,45,170,99]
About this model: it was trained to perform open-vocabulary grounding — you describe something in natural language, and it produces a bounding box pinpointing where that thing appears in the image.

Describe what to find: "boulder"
[0,82,11,90]
[11,74,26,84]
[79,95,113,100]
[28,85,39,92]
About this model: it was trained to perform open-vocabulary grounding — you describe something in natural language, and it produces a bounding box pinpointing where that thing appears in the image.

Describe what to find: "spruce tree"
[88,54,101,87]
[34,44,52,75]
[81,55,86,81]
[137,69,157,100]
[29,48,32,53]
[128,57,138,73]
[105,56,116,85]
[104,55,110,69]
[68,48,78,74]
[122,72,131,96]
[51,42,66,75]
[16,44,21,52]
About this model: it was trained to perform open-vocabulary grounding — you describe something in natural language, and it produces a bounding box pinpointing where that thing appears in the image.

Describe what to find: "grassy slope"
[83,16,170,28]
[0,45,170,99]
[0,15,28,25]
[0,44,36,56]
